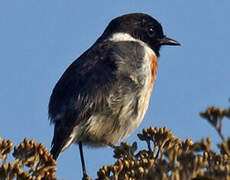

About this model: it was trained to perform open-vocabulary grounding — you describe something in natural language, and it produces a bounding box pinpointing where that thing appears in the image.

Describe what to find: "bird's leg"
[79,142,89,180]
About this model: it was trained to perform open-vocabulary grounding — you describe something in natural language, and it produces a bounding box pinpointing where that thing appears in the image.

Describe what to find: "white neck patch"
[109,32,137,42]
[109,32,156,57]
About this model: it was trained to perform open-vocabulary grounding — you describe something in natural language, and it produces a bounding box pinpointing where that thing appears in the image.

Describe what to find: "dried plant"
[0,138,56,180]
[95,127,230,180]
[200,106,230,141]
[1,102,230,180]
[96,103,230,180]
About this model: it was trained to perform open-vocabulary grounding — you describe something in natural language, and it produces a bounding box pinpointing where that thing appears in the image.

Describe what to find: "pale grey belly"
[71,82,153,147]
[71,70,153,147]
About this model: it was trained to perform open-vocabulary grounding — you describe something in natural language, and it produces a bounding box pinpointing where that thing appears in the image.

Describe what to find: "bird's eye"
[147,27,155,37]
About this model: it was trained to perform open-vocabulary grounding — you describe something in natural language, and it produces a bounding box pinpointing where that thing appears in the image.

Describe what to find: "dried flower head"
[96,125,230,180]
[0,137,57,180]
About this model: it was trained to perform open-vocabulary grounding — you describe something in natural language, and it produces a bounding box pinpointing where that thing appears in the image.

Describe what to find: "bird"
[48,13,180,179]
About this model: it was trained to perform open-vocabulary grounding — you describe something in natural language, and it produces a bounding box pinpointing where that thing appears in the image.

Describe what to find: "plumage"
[49,39,156,158]
[48,13,180,178]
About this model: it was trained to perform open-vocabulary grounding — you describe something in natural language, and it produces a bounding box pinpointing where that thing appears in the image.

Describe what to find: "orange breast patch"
[149,53,158,85]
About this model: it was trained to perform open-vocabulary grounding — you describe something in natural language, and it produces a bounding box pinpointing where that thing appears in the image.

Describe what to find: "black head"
[100,13,180,57]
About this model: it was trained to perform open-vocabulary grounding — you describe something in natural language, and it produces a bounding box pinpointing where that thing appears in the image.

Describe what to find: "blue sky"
[1,1,230,179]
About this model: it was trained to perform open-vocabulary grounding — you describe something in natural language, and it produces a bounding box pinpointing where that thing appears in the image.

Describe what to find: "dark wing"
[49,41,145,159]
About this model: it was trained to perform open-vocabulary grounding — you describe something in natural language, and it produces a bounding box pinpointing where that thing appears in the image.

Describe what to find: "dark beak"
[160,36,181,46]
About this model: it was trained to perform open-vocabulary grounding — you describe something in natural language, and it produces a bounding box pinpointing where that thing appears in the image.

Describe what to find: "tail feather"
[50,144,62,160]
[50,121,67,160]
[50,121,74,160]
